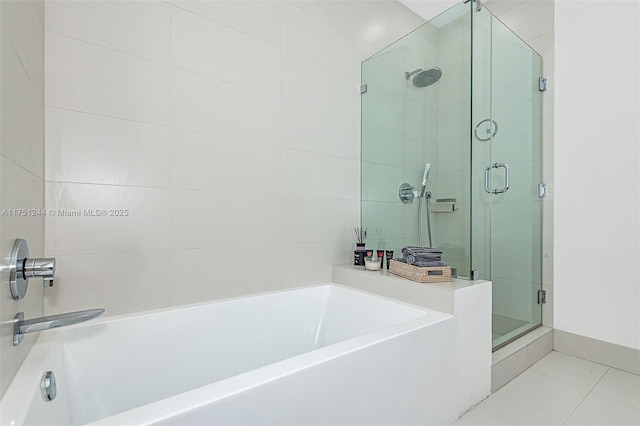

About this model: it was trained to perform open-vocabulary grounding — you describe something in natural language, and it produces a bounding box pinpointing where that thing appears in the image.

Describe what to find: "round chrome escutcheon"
[41,371,57,402]
[9,239,29,300]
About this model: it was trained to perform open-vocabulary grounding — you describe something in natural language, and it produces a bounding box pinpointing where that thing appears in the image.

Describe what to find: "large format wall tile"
[45,182,171,255]
[172,7,280,96]
[45,0,170,64]
[45,108,171,187]
[45,33,171,126]
[43,0,423,317]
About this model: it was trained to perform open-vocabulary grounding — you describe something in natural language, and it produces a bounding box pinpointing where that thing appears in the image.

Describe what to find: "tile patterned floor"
[453,351,640,426]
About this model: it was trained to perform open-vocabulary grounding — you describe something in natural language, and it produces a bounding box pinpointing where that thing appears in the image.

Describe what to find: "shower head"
[405,67,442,88]
[422,163,431,187]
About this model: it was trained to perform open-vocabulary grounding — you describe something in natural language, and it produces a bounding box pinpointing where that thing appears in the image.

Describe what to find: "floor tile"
[564,392,640,426]
[492,347,527,393]
[481,371,588,425]
[451,405,517,425]
[529,351,609,390]
[592,368,640,408]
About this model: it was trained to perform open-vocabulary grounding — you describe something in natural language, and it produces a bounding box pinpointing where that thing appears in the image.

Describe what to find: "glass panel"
[472,9,544,350]
[361,2,473,277]
[361,0,543,351]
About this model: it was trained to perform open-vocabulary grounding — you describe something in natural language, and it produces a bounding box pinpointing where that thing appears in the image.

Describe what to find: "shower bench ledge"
[332,263,491,416]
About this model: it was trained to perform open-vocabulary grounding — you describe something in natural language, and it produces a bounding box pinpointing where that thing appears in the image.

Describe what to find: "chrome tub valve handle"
[9,238,56,299]
[24,257,56,285]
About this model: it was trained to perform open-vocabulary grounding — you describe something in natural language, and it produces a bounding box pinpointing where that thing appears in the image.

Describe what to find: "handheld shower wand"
[418,163,433,247]
[420,163,431,197]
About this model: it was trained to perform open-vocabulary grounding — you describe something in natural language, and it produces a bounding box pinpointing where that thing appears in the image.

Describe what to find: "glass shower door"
[472,10,543,350]
[361,2,474,278]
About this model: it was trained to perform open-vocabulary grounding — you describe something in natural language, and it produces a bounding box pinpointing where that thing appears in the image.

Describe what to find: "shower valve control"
[9,239,56,300]
[399,183,416,203]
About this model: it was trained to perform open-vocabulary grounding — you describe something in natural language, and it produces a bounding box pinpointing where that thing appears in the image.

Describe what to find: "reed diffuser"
[354,227,367,251]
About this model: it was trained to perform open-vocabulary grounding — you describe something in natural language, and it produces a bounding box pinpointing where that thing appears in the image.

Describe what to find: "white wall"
[43,1,424,316]
[554,0,639,350]
[0,0,45,396]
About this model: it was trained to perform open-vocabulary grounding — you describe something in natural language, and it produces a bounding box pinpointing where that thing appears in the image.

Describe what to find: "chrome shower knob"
[9,239,56,300]
[23,257,56,279]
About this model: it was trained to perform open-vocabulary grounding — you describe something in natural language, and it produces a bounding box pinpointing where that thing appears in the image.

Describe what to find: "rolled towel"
[403,246,442,253]
[411,259,448,268]
[402,247,442,264]
[402,246,443,259]
[396,258,448,268]
[404,254,446,266]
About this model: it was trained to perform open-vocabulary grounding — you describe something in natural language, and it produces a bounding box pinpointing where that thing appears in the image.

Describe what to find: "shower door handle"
[484,163,510,194]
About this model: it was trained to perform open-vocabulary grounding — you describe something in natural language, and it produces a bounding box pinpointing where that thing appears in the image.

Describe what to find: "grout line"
[5,30,44,98]
[170,1,283,50]
[45,30,170,66]
[478,399,522,425]
[589,384,640,411]
[0,154,45,182]
[589,366,610,392]
[559,385,591,425]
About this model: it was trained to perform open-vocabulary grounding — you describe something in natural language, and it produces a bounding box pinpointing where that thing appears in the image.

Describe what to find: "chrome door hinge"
[463,0,482,11]
[538,77,547,92]
[538,289,547,304]
[538,183,548,198]
[360,84,367,94]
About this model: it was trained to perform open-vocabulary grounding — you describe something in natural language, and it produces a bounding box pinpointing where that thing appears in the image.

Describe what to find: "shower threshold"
[492,314,542,352]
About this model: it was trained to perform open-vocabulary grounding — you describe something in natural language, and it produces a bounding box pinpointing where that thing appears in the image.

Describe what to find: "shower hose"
[417,192,433,247]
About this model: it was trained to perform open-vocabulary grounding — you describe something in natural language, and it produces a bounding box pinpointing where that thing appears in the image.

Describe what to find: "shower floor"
[492,314,538,349]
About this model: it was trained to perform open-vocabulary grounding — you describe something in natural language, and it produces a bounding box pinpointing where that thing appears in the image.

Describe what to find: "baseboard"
[554,330,640,375]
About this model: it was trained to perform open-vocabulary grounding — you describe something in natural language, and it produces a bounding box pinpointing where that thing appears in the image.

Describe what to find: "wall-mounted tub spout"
[13,308,105,346]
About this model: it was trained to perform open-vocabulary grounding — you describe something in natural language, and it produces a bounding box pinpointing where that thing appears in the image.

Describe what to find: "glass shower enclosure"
[361,1,543,350]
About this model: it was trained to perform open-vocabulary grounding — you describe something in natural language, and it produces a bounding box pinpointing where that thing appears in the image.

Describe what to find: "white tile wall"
[282,3,368,77]
[45,32,171,126]
[0,0,45,397]
[43,0,424,316]
[171,7,281,96]
[44,182,171,256]
[290,0,409,49]
[1,0,44,96]
[1,34,44,178]
[281,52,359,118]
[170,129,281,193]
[281,149,358,200]
[45,108,172,187]
[281,101,359,159]
[172,0,282,46]
[170,190,281,249]
[171,68,281,143]
[47,251,172,317]
[44,0,171,64]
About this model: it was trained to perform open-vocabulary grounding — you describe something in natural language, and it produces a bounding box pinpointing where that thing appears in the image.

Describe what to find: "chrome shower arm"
[405,69,422,79]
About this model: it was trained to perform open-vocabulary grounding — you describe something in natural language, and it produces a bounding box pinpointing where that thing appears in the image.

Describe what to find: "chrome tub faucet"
[13,309,105,346]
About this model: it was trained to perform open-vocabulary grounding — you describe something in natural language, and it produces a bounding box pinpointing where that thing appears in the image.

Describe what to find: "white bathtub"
[1,284,457,425]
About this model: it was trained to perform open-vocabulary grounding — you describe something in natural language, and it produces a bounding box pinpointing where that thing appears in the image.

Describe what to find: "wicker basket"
[389,259,452,283]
